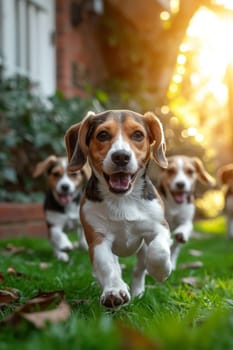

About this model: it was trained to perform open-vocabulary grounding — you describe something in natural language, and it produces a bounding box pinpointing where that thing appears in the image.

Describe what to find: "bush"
[0,76,102,202]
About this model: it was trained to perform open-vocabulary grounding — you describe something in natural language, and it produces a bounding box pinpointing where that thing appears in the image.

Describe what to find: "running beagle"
[65,109,172,308]
[33,156,89,262]
[158,155,215,269]
[218,163,233,239]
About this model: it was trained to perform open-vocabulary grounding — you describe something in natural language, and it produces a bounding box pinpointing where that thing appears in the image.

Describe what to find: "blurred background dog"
[153,155,215,269]
[218,164,233,239]
[33,155,90,262]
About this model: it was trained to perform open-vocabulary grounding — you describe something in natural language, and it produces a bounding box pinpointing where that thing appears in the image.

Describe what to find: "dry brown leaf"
[179,261,203,270]
[39,262,50,270]
[0,289,19,306]
[5,244,26,254]
[0,290,70,328]
[188,249,203,257]
[21,300,70,329]
[19,290,65,313]
[118,323,161,350]
[181,277,199,287]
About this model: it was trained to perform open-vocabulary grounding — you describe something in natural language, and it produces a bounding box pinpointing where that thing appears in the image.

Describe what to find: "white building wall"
[0,0,56,95]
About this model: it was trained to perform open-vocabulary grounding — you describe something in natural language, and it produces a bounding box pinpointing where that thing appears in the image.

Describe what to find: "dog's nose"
[176,182,185,190]
[61,184,70,192]
[111,150,131,166]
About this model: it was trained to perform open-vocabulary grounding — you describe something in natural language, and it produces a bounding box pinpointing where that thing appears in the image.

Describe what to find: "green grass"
[1,216,233,349]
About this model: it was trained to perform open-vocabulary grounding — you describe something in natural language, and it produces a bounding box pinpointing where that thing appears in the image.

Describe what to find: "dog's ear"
[33,155,58,177]
[65,111,95,171]
[218,164,233,184]
[143,111,168,168]
[192,157,216,186]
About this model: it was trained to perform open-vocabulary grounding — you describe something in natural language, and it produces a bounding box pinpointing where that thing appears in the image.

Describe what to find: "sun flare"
[169,3,233,151]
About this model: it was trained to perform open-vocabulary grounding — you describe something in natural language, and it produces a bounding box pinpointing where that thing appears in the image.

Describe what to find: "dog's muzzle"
[104,150,136,194]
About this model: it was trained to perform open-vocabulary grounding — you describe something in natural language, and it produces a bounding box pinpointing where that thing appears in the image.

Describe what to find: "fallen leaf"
[0,289,19,306]
[179,261,203,270]
[181,277,199,287]
[21,300,70,329]
[6,266,32,279]
[118,323,161,350]
[0,290,70,328]
[5,244,26,254]
[188,249,203,257]
[39,262,50,270]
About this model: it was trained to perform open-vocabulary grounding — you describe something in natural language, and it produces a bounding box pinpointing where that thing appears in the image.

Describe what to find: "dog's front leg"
[91,241,130,308]
[170,221,193,269]
[173,221,193,243]
[131,243,147,298]
[76,224,88,250]
[50,226,73,262]
[145,225,172,282]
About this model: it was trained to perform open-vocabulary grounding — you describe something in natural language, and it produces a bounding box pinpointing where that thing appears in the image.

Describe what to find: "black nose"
[61,184,70,192]
[111,150,131,166]
[176,182,185,190]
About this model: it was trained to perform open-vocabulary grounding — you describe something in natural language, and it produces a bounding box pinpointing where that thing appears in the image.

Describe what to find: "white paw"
[101,286,131,308]
[56,235,73,252]
[131,284,145,298]
[55,250,69,262]
[174,232,186,243]
[146,243,172,282]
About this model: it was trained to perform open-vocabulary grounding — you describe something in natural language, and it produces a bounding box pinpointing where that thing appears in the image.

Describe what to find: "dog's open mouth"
[171,191,189,204]
[104,172,135,193]
[57,193,73,206]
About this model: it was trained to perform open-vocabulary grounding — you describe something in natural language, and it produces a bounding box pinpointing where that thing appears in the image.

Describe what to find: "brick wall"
[55,0,107,97]
[0,203,48,239]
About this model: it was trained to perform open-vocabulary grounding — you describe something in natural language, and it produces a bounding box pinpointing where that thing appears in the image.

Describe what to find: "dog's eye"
[131,130,144,141]
[52,171,62,178]
[69,172,79,178]
[167,168,175,176]
[96,130,111,142]
[187,168,194,176]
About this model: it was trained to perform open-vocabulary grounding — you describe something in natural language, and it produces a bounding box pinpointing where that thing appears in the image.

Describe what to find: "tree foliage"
[0,76,101,202]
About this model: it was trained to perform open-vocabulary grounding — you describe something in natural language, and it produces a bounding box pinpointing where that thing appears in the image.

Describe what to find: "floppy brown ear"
[218,164,233,184]
[143,111,168,168]
[65,111,95,171]
[33,155,58,178]
[192,157,216,186]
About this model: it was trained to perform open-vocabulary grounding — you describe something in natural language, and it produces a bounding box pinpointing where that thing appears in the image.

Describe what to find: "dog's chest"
[165,202,195,231]
[45,202,80,229]
[83,197,164,256]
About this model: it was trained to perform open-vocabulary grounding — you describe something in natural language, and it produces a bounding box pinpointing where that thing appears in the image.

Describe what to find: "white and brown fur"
[65,109,173,308]
[218,164,233,239]
[157,155,215,269]
[33,155,89,262]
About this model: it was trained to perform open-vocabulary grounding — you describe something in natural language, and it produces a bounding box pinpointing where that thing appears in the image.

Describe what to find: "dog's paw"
[174,233,186,243]
[146,242,172,282]
[100,288,130,308]
[131,285,145,299]
[58,236,73,252]
[55,251,69,262]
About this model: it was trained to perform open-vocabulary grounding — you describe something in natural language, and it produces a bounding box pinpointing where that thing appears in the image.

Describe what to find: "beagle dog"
[218,163,233,239]
[65,109,173,308]
[33,156,89,262]
[157,155,215,269]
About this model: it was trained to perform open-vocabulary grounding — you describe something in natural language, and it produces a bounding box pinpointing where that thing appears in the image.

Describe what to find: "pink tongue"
[173,192,187,204]
[59,194,73,206]
[109,173,131,192]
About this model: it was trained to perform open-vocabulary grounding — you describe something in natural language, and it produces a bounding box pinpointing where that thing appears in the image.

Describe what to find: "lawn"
[1,216,233,349]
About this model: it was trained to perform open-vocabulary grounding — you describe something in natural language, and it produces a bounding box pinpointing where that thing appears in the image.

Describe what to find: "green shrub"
[0,76,102,202]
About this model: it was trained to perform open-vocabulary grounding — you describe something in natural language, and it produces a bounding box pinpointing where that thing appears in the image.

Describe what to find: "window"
[0,0,55,95]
